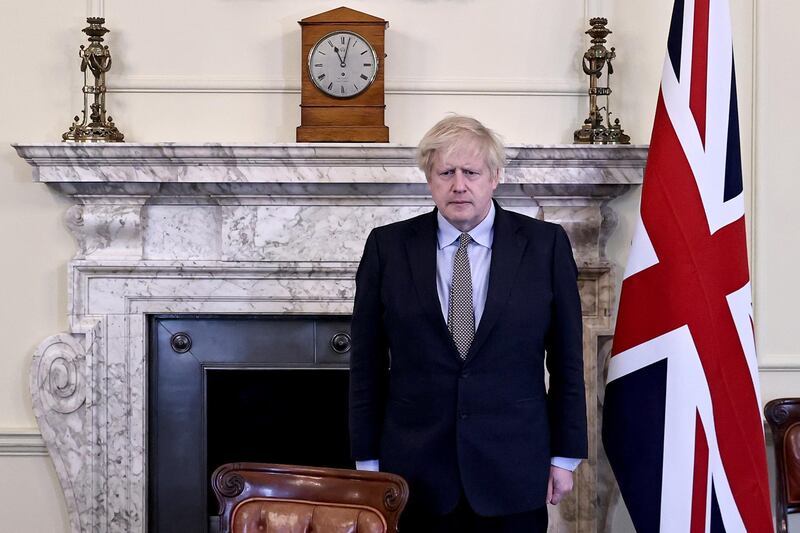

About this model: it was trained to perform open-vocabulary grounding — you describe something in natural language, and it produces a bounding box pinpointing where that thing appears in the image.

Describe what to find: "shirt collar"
[437,202,495,250]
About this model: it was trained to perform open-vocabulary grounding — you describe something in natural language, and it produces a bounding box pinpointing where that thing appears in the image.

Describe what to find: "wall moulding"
[759,354,800,371]
[106,75,587,97]
[14,142,644,533]
[0,430,48,456]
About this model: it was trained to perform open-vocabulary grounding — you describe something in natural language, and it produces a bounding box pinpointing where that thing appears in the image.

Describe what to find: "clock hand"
[333,46,346,68]
[343,37,352,63]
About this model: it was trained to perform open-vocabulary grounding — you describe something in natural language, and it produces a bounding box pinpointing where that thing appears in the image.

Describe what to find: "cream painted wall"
[0,0,795,531]
[755,0,800,392]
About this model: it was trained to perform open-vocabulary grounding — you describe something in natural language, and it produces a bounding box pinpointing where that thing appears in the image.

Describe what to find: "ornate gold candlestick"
[574,17,629,144]
[63,18,124,142]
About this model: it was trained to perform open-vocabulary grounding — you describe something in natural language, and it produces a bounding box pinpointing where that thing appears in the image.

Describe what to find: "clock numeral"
[363,63,372,67]
[317,74,326,80]
[328,39,334,48]
[360,74,369,80]
[341,36,346,45]
[354,83,359,90]
[360,50,369,55]
[340,85,345,95]
[314,63,323,67]
[351,39,357,48]
[318,51,326,56]
[327,82,333,90]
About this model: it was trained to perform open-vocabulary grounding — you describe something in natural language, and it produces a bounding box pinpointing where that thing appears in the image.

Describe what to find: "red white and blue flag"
[602,0,772,531]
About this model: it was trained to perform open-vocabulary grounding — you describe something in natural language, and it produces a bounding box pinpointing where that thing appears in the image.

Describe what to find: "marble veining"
[15,143,645,533]
[14,143,646,186]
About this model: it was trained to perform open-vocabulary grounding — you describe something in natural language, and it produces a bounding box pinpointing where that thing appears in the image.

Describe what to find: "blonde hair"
[417,115,506,180]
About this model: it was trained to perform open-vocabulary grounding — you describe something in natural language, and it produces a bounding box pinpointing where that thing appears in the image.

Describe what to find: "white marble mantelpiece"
[14,143,645,533]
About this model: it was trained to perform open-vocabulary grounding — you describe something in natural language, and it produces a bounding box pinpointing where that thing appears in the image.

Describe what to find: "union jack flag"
[602,0,772,531]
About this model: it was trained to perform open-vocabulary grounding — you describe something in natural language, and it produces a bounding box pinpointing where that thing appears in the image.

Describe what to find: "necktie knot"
[458,233,472,248]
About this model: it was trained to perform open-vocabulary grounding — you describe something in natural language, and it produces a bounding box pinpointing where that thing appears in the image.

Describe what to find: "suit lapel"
[465,203,527,362]
[404,210,452,340]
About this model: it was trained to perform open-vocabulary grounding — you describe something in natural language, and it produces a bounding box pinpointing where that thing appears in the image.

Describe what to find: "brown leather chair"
[212,463,408,533]
[765,398,800,533]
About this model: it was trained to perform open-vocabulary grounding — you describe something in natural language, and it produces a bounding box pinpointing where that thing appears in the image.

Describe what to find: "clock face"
[308,31,379,98]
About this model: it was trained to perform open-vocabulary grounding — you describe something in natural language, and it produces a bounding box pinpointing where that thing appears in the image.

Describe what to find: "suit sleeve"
[544,226,588,459]
[349,229,390,460]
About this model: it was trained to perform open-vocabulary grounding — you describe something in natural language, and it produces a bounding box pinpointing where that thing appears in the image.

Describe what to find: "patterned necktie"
[448,233,475,359]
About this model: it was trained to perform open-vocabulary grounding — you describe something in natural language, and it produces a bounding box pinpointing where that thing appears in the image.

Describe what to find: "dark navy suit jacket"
[349,202,588,517]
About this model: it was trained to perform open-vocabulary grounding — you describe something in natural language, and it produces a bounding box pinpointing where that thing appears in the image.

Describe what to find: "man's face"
[428,143,498,232]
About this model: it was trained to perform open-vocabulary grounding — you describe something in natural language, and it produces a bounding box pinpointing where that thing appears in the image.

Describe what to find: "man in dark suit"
[349,115,587,532]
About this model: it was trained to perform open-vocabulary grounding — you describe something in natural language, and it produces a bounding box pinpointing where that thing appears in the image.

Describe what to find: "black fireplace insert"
[148,314,352,533]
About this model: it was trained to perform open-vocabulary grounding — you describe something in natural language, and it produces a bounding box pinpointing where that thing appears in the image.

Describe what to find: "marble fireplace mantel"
[14,143,646,533]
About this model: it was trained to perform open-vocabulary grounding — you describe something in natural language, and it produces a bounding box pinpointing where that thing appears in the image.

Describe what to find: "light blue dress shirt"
[357,203,580,473]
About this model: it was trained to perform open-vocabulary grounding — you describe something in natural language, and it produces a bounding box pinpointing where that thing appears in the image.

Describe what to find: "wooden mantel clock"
[297,7,389,142]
